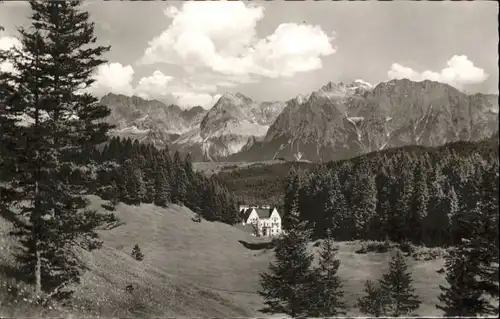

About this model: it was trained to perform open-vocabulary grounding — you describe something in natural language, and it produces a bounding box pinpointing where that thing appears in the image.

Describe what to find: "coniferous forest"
[90,136,239,225]
[281,140,499,247]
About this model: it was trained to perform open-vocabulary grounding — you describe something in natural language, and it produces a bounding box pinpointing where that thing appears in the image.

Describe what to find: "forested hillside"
[90,137,240,225]
[282,139,498,247]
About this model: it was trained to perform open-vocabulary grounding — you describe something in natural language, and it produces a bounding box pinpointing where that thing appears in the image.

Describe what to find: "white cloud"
[87,62,135,96]
[135,70,173,99]
[139,1,335,79]
[171,92,222,109]
[388,55,488,89]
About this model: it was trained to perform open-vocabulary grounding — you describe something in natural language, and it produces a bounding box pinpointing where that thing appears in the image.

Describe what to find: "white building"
[239,205,282,237]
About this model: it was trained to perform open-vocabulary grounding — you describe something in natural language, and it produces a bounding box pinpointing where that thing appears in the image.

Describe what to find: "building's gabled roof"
[241,207,280,221]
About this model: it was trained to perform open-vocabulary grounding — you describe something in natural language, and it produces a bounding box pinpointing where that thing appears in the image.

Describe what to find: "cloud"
[139,1,335,79]
[87,62,135,96]
[171,92,222,109]
[388,55,488,89]
[1,32,223,109]
[135,70,173,99]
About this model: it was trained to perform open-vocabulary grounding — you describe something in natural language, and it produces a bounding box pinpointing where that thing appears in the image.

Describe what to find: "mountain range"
[100,79,499,162]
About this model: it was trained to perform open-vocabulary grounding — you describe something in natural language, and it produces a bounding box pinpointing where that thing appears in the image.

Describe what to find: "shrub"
[131,244,144,261]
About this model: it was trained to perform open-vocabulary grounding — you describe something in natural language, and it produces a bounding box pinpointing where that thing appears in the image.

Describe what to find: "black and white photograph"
[0,0,498,317]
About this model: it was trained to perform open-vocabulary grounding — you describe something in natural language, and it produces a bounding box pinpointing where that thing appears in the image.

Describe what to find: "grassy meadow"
[1,195,449,317]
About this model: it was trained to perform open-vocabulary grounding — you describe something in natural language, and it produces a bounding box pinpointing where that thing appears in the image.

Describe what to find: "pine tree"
[308,229,346,316]
[437,203,498,316]
[282,166,302,230]
[153,170,171,207]
[379,250,421,316]
[0,0,113,298]
[409,164,429,244]
[131,244,144,261]
[171,150,187,204]
[423,165,449,247]
[352,173,378,239]
[258,181,314,317]
[122,159,145,205]
[391,171,414,243]
[357,280,388,317]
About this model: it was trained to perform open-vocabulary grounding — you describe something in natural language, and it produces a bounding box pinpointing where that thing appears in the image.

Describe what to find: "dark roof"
[241,207,280,220]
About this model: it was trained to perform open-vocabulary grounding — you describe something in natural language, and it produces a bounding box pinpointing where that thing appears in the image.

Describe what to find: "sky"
[0,0,498,109]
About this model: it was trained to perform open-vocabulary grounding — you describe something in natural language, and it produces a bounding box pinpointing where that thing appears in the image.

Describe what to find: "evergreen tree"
[282,166,301,230]
[423,165,449,247]
[357,280,388,317]
[321,171,350,240]
[171,150,187,204]
[409,164,429,244]
[0,0,113,298]
[437,203,498,316]
[259,181,314,318]
[391,171,414,243]
[122,159,145,205]
[352,173,378,239]
[379,250,421,316]
[131,244,144,261]
[308,229,346,316]
[153,170,171,207]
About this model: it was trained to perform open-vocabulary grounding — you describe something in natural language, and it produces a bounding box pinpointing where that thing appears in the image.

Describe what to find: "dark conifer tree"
[308,229,346,316]
[352,173,377,239]
[423,165,449,246]
[357,280,387,317]
[409,163,429,244]
[153,170,171,207]
[171,150,187,204]
[391,171,414,243]
[0,0,113,298]
[282,166,301,230]
[123,159,145,205]
[380,250,421,316]
[259,177,314,318]
[438,202,498,316]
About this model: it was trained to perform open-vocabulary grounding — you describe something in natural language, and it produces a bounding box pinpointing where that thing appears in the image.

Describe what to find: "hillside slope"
[1,196,451,317]
[0,196,271,317]
[80,197,449,317]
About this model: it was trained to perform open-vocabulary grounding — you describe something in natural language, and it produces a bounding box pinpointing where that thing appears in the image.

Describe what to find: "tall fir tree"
[0,0,113,298]
[153,170,171,207]
[308,229,346,316]
[379,250,422,316]
[259,175,314,318]
[282,166,301,230]
[171,150,187,204]
[122,159,145,205]
[357,280,388,317]
[423,164,449,247]
[352,173,378,239]
[391,171,414,243]
[320,170,350,240]
[437,202,498,316]
[409,163,429,244]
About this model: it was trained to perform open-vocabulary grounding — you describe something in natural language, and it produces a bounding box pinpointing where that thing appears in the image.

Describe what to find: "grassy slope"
[1,196,448,317]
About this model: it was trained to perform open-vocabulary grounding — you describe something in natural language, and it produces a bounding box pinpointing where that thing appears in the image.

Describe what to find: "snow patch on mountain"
[117,126,150,135]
